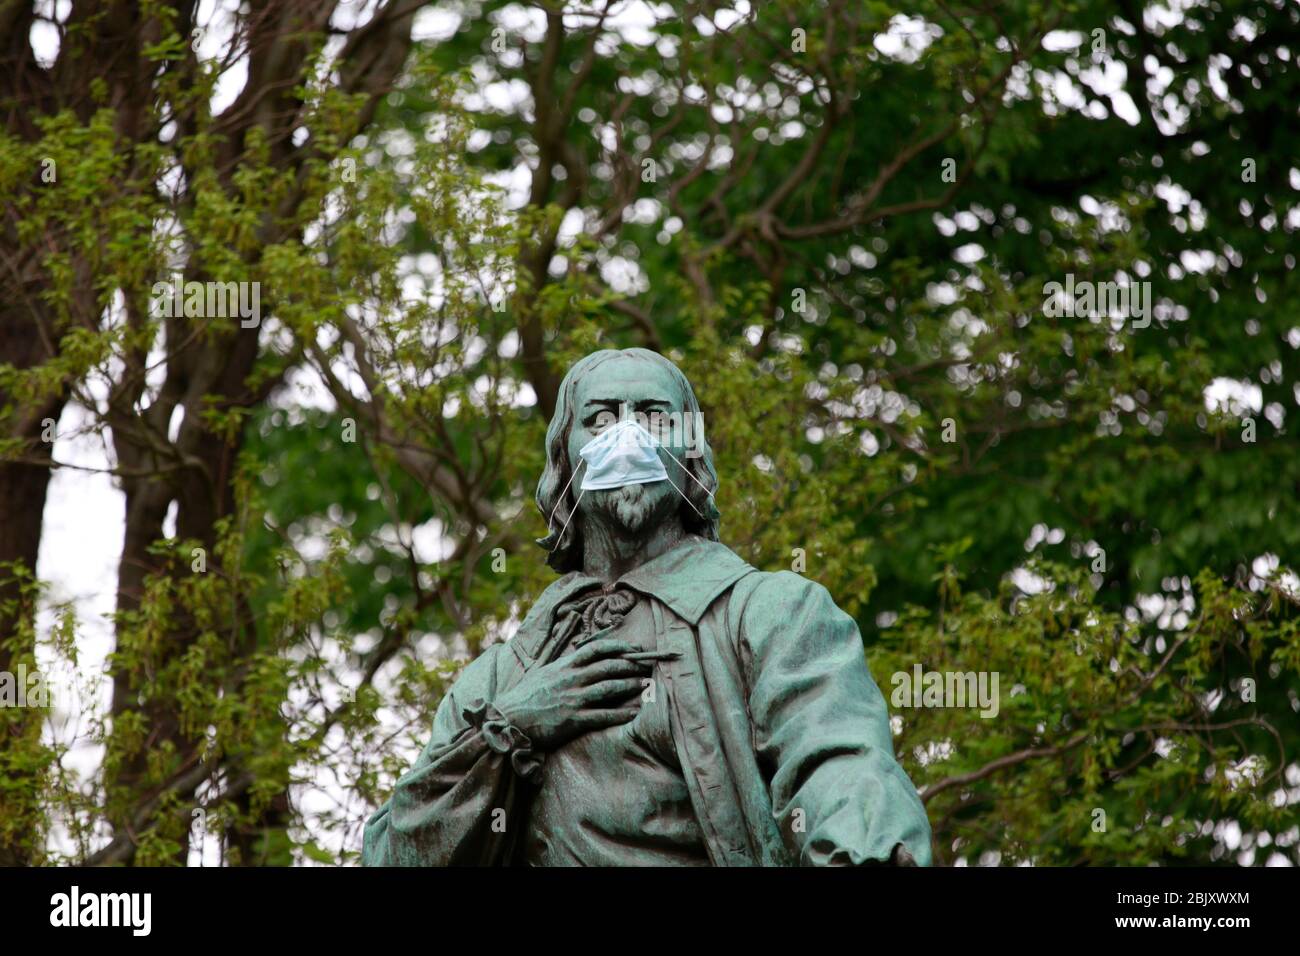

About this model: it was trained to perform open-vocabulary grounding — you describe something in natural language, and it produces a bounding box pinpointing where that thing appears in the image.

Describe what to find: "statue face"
[566,354,692,535]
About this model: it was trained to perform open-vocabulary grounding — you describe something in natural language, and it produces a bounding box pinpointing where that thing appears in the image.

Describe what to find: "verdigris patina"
[362,348,932,866]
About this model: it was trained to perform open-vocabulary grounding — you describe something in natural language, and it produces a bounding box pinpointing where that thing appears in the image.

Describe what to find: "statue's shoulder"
[724,559,829,594]
[666,539,841,630]
[726,565,847,627]
[683,535,755,574]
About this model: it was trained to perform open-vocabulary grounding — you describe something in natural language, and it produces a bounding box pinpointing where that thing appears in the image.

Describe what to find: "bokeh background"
[2,0,1298,866]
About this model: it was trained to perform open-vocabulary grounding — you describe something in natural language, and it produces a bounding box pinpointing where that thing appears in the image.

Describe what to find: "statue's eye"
[587,410,617,432]
[639,410,672,441]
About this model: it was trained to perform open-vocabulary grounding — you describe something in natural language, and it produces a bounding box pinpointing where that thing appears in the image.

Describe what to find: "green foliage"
[876,561,1298,865]
[4,1,1299,866]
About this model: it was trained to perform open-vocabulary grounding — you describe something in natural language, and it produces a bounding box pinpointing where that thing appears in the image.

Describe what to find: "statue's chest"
[576,598,675,762]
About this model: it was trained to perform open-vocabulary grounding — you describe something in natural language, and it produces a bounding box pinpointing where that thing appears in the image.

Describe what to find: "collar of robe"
[509,534,755,668]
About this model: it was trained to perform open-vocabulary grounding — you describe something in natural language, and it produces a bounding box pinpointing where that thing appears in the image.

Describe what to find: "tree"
[1,0,425,864]
[2,0,1297,866]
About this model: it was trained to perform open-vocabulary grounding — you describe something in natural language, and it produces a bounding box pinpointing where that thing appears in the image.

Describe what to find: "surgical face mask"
[576,418,668,490]
[545,415,714,549]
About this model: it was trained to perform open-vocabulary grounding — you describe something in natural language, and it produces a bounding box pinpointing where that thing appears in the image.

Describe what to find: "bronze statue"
[362,348,932,865]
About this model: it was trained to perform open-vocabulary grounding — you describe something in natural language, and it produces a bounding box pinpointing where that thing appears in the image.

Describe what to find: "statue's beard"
[589,480,670,534]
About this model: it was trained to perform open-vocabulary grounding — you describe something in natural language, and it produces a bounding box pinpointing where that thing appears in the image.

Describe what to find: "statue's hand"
[493,638,650,751]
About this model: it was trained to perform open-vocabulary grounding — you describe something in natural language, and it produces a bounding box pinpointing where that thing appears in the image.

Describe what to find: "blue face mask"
[576,419,668,490]
[545,416,713,549]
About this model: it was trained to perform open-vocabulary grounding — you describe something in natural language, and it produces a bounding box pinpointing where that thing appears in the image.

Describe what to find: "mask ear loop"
[546,458,587,552]
[547,458,585,527]
[659,469,703,519]
[657,445,717,510]
[548,486,587,552]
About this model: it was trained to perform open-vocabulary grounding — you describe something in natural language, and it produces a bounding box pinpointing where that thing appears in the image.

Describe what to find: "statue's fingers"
[575,657,650,683]
[579,678,645,705]
[569,637,639,666]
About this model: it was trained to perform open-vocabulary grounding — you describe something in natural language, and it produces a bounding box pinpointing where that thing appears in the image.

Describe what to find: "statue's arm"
[736,571,933,866]
[362,646,536,866]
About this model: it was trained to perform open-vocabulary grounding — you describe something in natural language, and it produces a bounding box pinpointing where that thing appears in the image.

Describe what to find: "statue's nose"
[615,428,654,450]
[606,440,647,462]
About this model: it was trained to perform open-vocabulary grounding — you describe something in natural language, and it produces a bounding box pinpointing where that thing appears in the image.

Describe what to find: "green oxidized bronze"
[362,349,932,865]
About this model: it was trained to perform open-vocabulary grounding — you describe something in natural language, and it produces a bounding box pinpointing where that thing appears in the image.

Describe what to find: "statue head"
[536,348,721,572]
